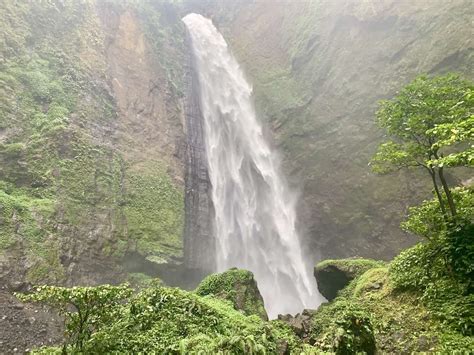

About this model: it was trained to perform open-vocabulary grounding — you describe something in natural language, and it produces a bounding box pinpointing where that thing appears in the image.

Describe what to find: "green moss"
[0,187,64,282]
[121,166,184,260]
[0,0,191,295]
[315,258,386,278]
[352,267,387,297]
[0,0,186,284]
[196,269,253,293]
[195,269,268,320]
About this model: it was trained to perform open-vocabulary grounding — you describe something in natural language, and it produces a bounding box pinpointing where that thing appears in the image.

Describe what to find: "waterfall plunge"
[183,13,323,318]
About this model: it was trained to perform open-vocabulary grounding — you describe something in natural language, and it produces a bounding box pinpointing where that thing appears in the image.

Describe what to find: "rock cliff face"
[0,0,472,288]
[0,1,187,287]
[183,31,214,275]
[205,0,473,260]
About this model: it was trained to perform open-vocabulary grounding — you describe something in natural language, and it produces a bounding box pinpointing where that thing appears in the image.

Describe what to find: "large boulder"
[314,258,385,300]
[195,268,268,320]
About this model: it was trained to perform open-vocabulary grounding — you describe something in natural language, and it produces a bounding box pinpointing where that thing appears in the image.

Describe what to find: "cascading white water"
[183,13,324,318]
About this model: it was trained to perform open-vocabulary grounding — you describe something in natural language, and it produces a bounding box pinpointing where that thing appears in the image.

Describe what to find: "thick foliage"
[390,185,473,336]
[399,186,473,282]
[371,73,473,173]
[310,259,474,353]
[16,284,132,351]
[20,284,310,354]
[310,299,375,354]
[87,286,306,353]
[390,242,473,335]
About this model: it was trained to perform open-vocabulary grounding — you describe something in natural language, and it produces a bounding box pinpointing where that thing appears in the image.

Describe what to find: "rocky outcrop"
[195,268,268,320]
[314,258,384,300]
[278,309,315,338]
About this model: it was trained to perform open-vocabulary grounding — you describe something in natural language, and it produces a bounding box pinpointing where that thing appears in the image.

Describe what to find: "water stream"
[183,13,323,318]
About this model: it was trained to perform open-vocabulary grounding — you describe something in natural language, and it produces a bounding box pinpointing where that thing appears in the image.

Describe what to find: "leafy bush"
[310,299,375,354]
[16,284,132,352]
[389,243,438,289]
[446,222,474,278]
[390,242,473,335]
[19,284,311,354]
[89,286,306,353]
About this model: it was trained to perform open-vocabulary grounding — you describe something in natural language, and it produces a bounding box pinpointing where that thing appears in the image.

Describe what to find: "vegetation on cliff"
[312,258,473,353]
[308,73,471,353]
[0,0,186,286]
[370,72,473,340]
[299,73,473,353]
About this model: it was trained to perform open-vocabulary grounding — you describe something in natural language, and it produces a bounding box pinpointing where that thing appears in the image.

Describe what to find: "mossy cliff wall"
[202,0,473,260]
[0,0,187,287]
[1,0,472,287]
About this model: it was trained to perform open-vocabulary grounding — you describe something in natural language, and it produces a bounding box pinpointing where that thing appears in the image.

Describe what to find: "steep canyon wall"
[0,0,472,288]
[0,0,188,287]
[204,0,473,260]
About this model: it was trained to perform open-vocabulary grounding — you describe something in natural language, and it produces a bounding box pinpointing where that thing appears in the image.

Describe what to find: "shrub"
[310,299,376,354]
[16,284,132,352]
[390,243,473,335]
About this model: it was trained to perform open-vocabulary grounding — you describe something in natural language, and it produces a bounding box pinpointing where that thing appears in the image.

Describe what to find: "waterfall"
[183,13,323,318]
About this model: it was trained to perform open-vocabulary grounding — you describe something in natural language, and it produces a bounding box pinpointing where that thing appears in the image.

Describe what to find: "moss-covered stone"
[307,259,474,353]
[195,268,268,320]
[314,258,385,300]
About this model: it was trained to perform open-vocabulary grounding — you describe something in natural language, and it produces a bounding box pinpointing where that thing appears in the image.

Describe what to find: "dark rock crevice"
[183,30,215,274]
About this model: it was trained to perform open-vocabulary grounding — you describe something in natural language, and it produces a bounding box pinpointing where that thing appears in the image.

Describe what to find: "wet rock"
[276,339,290,355]
[314,258,385,300]
[8,281,30,293]
[195,268,268,320]
[277,309,314,338]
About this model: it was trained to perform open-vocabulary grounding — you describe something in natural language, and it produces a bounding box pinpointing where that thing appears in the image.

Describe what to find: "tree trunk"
[438,167,457,217]
[429,168,448,220]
